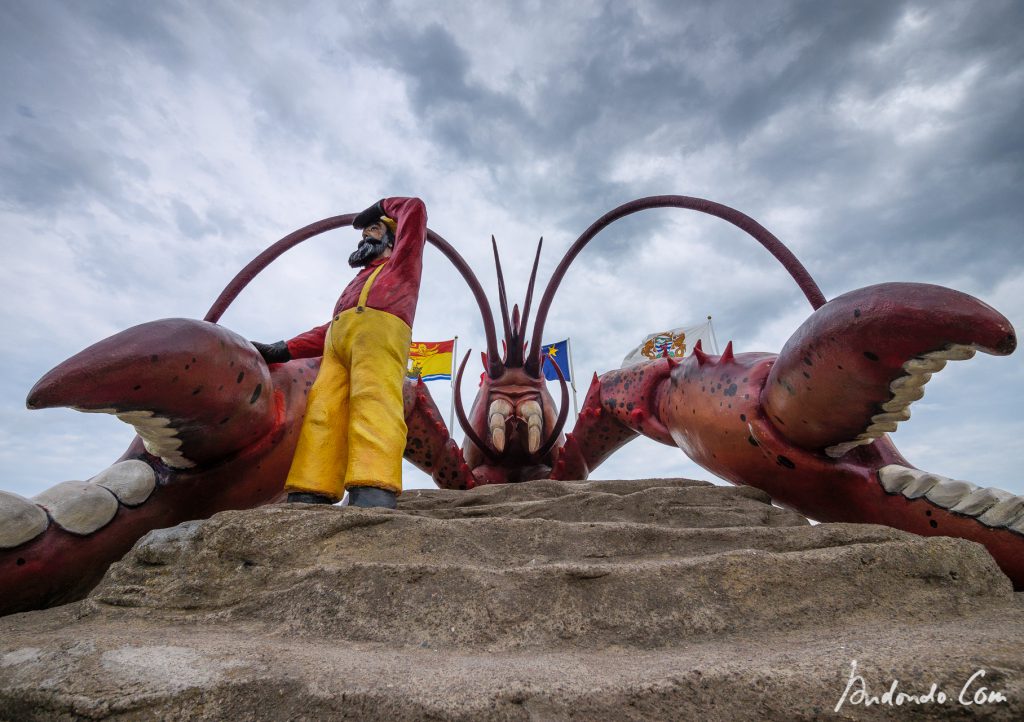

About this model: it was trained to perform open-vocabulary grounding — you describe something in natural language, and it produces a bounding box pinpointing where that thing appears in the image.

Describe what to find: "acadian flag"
[407,339,455,381]
[541,339,571,381]
[622,319,717,366]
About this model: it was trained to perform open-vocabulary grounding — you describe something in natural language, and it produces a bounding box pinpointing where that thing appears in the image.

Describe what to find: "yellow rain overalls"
[282,197,427,501]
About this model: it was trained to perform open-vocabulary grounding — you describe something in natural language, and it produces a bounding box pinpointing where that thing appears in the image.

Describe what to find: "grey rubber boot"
[287,492,334,505]
[346,486,398,509]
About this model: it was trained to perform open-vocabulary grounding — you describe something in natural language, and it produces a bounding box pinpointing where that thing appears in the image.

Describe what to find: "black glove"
[252,340,291,364]
[351,199,387,229]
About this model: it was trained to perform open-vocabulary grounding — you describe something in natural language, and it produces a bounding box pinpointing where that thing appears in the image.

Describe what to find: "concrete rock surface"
[1,477,1022,720]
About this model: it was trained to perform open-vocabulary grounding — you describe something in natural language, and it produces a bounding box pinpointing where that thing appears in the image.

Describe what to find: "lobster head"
[453,238,570,484]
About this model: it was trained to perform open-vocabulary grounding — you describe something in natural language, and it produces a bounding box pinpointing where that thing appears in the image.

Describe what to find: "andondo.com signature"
[835,660,1009,712]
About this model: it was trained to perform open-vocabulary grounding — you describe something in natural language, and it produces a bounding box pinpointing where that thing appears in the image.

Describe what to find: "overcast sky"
[1,0,1021,503]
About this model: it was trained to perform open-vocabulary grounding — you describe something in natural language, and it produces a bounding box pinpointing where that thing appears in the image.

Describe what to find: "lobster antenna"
[526,195,826,376]
[204,218,505,378]
[453,349,500,462]
[492,235,513,360]
[518,237,543,345]
[535,356,571,459]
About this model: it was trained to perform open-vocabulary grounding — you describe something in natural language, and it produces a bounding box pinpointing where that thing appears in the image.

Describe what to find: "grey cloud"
[82,0,193,72]
[0,123,149,214]
[172,198,217,239]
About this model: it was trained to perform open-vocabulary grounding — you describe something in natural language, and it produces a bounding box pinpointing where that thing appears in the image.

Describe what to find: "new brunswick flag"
[407,339,455,381]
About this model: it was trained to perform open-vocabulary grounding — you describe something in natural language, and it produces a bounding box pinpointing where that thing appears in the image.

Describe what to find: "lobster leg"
[402,378,475,490]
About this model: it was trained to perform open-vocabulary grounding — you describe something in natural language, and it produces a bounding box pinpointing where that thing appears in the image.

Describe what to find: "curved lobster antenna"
[453,349,500,463]
[492,235,513,360]
[535,355,571,460]
[525,196,827,376]
[202,213,504,379]
[518,237,543,349]
[205,214,356,323]
[507,304,523,366]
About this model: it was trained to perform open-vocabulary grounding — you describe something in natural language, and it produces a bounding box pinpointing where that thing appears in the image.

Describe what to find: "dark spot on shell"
[803,357,812,366]
[724,383,737,397]
[220,417,230,424]
[747,435,758,447]
[237,371,245,383]
[150,355,158,363]
[192,387,202,396]
[774,415,785,426]
[250,384,262,403]
[740,414,747,422]
[929,520,938,529]
[184,364,190,370]
[854,308,861,318]
[776,455,795,469]
[133,385,141,391]
[802,371,810,379]
[16,558,25,566]
[863,351,879,362]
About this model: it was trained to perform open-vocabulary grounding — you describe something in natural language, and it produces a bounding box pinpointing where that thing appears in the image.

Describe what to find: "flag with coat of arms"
[407,339,455,381]
[622,319,717,366]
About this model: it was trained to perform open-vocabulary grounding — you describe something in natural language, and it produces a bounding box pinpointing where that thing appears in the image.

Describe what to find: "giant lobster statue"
[1,196,1019,617]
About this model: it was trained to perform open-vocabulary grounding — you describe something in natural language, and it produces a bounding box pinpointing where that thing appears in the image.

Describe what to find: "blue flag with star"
[542,339,571,381]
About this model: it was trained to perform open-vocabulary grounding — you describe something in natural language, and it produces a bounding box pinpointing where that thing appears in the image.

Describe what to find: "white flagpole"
[449,336,458,432]
[707,315,720,355]
[566,338,580,417]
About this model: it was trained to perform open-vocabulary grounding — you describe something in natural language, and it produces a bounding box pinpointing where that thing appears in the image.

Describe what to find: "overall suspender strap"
[357,262,387,311]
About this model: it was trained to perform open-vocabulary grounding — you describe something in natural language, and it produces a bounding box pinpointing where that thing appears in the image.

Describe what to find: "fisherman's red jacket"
[285,197,427,359]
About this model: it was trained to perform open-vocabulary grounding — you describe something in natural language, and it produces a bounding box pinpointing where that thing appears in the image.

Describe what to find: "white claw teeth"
[1010,514,1024,535]
[835,345,978,459]
[878,465,919,494]
[978,496,1024,528]
[487,399,512,453]
[110,409,194,469]
[890,373,931,392]
[879,465,1024,533]
[0,491,50,549]
[900,474,939,499]
[923,345,977,361]
[950,488,1012,516]
[116,410,159,423]
[519,400,543,454]
[903,357,947,374]
[878,465,938,499]
[871,410,911,424]
[90,460,157,506]
[925,478,979,508]
[33,481,118,536]
[882,386,925,411]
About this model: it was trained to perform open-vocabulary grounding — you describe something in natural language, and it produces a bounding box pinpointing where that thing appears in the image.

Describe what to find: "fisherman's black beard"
[348,236,391,268]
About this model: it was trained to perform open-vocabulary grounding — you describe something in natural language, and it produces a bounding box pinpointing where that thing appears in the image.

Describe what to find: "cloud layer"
[2,0,1021,498]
